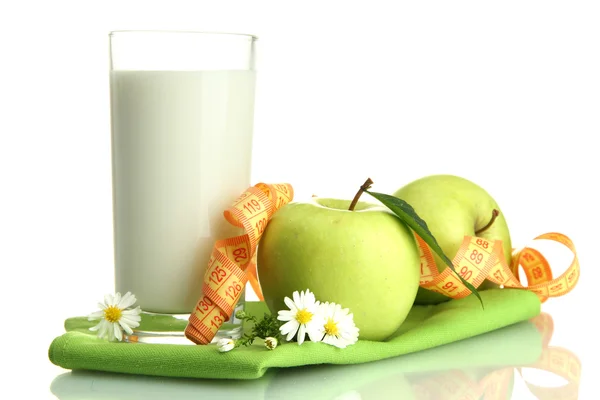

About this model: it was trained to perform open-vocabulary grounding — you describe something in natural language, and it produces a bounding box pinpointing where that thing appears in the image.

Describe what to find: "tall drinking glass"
[109,31,257,342]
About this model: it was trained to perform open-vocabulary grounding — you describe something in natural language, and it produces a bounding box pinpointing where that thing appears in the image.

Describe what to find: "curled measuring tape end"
[417,232,580,303]
[185,183,293,345]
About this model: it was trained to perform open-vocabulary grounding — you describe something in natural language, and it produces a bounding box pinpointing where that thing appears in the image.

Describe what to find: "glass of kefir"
[109,31,256,343]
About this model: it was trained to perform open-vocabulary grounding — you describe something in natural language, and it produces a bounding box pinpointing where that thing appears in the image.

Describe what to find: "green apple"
[393,174,512,305]
[257,197,421,341]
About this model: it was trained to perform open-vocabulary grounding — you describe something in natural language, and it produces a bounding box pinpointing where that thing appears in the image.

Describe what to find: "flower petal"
[120,314,141,323]
[113,322,123,341]
[119,319,134,335]
[114,292,122,307]
[297,324,306,345]
[120,314,140,325]
[322,334,334,345]
[218,338,235,352]
[311,307,326,324]
[122,306,142,317]
[118,292,137,310]
[279,320,299,336]
[277,310,295,321]
[292,291,301,307]
[98,320,110,339]
[283,296,296,311]
[122,318,141,327]
[89,320,104,332]
[281,320,299,342]
[104,294,115,307]
[87,310,104,321]
[308,325,324,343]
[120,310,140,320]
[324,334,348,348]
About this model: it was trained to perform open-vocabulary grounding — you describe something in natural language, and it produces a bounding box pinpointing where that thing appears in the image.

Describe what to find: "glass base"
[123,309,244,345]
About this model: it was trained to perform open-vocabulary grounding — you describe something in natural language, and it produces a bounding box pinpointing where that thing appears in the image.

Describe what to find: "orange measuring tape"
[185,183,293,345]
[185,182,580,344]
[416,231,580,303]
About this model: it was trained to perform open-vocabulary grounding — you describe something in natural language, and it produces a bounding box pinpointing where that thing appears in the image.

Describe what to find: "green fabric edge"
[50,319,542,400]
[48,288,541,380]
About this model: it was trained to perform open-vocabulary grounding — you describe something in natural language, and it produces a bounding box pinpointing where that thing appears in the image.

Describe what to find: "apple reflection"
[51,313,580,400]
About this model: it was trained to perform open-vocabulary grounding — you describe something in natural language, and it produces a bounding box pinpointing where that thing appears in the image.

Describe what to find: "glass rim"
[109,30,258,41]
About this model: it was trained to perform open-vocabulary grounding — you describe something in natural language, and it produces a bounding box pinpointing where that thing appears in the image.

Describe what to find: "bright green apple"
[257,197,421,341]
[393,174,512,305]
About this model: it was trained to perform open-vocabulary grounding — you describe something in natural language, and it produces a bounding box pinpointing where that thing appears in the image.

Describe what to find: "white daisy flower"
[277,289,324,345]
[318,302,359,349]
[217,338,235,352]
[88,292,142,342]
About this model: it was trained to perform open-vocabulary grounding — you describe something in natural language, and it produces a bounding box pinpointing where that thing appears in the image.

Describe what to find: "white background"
[1,1,598,398]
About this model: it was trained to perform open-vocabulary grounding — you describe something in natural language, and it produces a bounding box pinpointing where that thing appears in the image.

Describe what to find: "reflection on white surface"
[50,313,580,400]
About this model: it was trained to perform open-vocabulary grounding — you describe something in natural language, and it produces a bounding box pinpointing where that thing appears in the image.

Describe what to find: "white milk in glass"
[111,70,255,314]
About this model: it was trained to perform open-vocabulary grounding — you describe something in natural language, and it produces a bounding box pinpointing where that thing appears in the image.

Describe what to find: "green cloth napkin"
[50,317,543,400]
[48,288,540,380]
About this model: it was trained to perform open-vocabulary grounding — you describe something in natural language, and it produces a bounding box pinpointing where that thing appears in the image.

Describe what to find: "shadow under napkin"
[48,288,540,380]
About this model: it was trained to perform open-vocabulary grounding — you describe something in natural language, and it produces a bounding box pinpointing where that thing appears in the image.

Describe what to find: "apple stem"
[475,209,500,235]
[348,178,374,211]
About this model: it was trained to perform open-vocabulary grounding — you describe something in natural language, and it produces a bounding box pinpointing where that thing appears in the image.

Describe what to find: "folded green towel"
[50,317,543,400]
[48,288,540,380]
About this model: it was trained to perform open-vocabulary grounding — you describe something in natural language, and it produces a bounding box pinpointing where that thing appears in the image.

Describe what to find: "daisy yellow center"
[295,308,313,324]
[104,306,122,323]
[324,318,339,336]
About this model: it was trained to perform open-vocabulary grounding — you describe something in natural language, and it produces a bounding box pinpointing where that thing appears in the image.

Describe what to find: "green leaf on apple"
[364,190,483,307]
